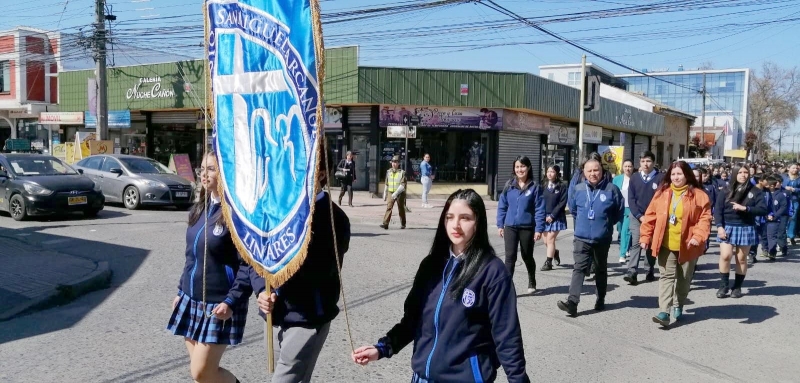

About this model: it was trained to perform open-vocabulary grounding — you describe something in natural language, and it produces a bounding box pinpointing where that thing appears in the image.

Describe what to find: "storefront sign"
[126,77,176,100]
[386,125,417,138]
[169,154,196,183]
[39,112,84,125]
[89,140,114,155]
[379,105,503,130]
[548,125,577,146]
[583,124,603,144]
[504,110,550,134]
[85,110,132,128]
[324,107,342,129]
[599,145,624,175]
[460,84,469,96]
[9,110,36,119]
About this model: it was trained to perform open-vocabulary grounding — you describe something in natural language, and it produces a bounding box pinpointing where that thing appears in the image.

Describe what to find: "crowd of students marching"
[165,148,797,383]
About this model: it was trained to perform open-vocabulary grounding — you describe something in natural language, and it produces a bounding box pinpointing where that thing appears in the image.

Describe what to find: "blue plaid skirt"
[718,225,757,246]
[544,220,567,232]
[167,291,248,345]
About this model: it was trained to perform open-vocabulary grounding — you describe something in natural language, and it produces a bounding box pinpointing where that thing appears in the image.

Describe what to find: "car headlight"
[145,180,168,189]
[23,183,53,196]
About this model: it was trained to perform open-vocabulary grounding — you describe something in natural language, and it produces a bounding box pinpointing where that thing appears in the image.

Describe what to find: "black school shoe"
[624,273,639,286]
[716,286,730,298]
[540,258,553,271]
[595,298,605,311]
[554,250,561,266]
[557,300,578,317]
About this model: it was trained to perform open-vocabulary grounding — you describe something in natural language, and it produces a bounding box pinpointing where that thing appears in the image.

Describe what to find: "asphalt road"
[1,204,799,383]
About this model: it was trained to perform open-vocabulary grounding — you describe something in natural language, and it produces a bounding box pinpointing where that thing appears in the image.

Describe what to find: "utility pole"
[577,54,587,162]
[699,72,706,158]
[95,0,109,140]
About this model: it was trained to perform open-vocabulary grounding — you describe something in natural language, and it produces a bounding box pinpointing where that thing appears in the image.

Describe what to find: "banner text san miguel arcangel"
[206,0,325,288]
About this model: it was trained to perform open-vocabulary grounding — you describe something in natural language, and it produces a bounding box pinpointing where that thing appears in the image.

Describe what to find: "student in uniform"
[782,163,800,244]
[613,160,635,264]
[497,156,545,293]
[625,151,665,285]
[748,175,771,264]
[352,189,530,383]
[766,176,789,260]
[714,167,768,299]
[541,164,567,271]
[167,151,252,383]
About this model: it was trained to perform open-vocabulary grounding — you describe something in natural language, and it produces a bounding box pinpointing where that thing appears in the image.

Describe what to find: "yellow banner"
[599,145,624,176]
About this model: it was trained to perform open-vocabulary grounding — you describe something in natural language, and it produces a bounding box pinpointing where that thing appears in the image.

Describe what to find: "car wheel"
[123,186,142,210]
[10,195,27,221]
[84,208,101,218]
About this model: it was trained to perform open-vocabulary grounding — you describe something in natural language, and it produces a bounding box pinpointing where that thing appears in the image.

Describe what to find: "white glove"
[392,185,405,200]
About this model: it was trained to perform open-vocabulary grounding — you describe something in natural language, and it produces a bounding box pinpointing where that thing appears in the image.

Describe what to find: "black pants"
[504,226,536,284]
[338,181,353,205]
[568,240,610,304]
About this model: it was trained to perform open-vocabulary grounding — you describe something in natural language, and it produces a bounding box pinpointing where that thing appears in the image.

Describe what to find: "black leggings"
[504,226,536,282]
[338,182,353,205]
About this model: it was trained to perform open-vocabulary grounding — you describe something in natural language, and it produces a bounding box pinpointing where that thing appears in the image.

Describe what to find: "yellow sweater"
[662,184,688,251]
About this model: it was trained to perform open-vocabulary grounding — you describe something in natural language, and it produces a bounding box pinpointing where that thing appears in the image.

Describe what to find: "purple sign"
[379,105,503,130]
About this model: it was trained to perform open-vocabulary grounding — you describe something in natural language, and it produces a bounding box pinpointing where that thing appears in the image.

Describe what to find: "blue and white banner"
[207,0,323,286]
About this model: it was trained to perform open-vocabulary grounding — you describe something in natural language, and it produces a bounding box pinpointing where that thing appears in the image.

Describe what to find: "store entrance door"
[352,134,369,190]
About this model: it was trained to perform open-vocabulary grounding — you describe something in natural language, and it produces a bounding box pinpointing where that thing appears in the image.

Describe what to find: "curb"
[0,261,113,322]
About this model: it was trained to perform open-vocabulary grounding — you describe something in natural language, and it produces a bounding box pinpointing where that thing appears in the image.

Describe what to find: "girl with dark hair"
[638,161,711,327]
[496,155,545,293]
[351,189,530,383]
[168,151,252,383]
[540,164,567,271]
[713,166,768,299]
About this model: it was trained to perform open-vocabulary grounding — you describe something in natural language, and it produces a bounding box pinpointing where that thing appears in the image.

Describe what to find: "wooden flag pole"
[265,279,275,373]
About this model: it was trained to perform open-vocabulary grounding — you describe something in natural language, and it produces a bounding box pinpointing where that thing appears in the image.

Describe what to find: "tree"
[698,61,714,70]
[747,62,800,160]
[744,131,757,159]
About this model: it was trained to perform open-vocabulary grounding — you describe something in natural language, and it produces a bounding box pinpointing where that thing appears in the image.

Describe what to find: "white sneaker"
[619,257,626,264]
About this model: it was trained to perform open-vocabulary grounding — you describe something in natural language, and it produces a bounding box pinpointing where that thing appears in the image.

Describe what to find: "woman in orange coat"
[639,161,712,327]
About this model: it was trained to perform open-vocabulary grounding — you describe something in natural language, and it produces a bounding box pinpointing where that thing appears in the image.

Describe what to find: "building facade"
[618,68,749,152]
[57,48,665,198]
[0,27,61,149]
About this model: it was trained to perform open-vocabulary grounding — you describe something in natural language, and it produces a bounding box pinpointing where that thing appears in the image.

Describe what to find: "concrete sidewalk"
[331,190,500,228]
[0,234,112,321]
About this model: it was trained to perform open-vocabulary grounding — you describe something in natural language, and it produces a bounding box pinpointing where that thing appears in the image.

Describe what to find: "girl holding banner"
[167,151,252,383]
[352,189,530,383]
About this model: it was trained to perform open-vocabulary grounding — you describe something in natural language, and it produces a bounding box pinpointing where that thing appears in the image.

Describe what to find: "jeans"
[617,207,631,258]
[568,240,610,304]
[421,176,432,205]
[503,226,537,285]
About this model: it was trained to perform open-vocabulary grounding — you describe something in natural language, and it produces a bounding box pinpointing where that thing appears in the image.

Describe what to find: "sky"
[3,0,799,141]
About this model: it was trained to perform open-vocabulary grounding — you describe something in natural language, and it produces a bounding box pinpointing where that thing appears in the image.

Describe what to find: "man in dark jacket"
[251,166,351,382]
[558,159,624,316]
[624,151,664,285]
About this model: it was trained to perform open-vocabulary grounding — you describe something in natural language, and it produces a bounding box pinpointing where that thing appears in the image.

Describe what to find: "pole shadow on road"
[522,283,620,298]
[0,227,150,345]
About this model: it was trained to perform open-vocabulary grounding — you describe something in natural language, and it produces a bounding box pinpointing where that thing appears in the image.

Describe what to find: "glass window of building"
[380,130,488,184]
[0,61,9,93]
[568,72,580,86]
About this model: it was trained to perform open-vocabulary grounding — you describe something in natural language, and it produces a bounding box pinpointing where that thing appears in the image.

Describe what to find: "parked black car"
[0,154,105,221]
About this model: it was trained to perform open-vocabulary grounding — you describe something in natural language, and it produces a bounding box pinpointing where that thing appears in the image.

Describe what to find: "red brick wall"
[49,63,57,103]
[0,60,15,99]
[25,36,44,54]
[0,36,13,53]
[26,60,45,101]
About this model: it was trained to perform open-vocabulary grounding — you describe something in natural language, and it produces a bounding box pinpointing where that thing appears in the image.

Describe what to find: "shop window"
[567,72,580,86]
[380,130,488,183]
[0,61,9,93]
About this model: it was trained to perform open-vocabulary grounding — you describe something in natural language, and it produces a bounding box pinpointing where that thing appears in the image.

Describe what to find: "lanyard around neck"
[670,190,685,216]
[585,182,600,209]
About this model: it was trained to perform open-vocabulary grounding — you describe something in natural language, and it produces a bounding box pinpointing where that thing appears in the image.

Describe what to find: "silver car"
[74,154,195,210]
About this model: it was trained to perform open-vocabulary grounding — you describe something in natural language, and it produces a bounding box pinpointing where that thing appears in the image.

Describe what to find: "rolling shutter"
[151,111,198,124]
[347,106,371,125]
[495,131,541,199]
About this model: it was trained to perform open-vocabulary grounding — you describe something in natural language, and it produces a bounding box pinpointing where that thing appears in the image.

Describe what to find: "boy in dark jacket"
[249,178,351,382]
[748,175,771,263]
[624,151,664,285]
[558,159,624,317]
[767,176,789,259]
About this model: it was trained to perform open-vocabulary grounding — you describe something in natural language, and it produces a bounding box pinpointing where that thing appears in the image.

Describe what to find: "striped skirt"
[544,220,567,233]
[718,225,757,247]
[167,291,248,345]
